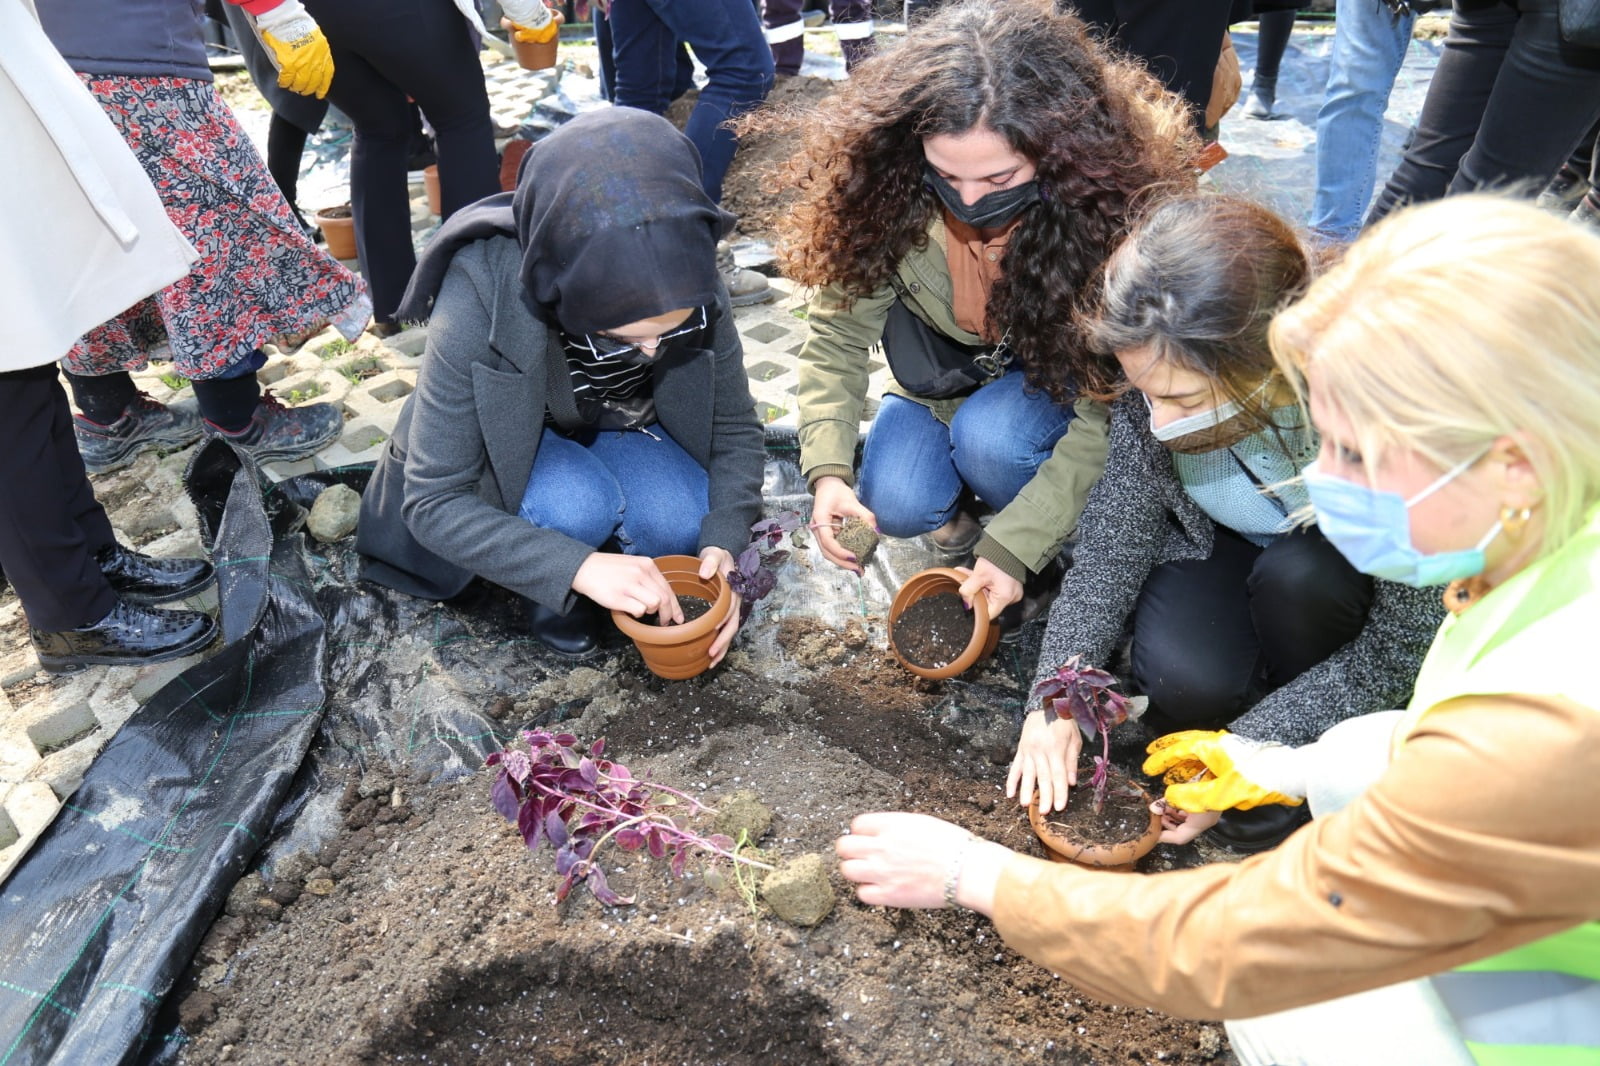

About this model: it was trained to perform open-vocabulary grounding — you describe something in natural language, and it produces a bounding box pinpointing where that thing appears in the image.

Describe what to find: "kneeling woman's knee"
[520,483,624,547]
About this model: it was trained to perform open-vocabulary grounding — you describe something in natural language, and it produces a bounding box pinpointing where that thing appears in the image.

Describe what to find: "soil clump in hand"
[834,516,879,568]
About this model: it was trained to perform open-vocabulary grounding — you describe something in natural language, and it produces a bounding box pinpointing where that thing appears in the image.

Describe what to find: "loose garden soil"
[648,594,713,627]
[1038,763,1156,850]
[173,616,1233,1066]
[891,591,974,669]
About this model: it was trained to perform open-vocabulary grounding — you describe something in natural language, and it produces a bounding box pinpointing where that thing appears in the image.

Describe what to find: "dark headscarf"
[394,109,734,333]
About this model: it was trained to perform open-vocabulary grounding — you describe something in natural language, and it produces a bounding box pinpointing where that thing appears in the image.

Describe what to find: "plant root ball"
[835,517,879,568]
[711,788,773,843]
[760,852,835,927]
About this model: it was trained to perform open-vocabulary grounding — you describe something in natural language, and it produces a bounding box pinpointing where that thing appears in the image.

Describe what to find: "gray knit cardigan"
[1030,394,1446,745]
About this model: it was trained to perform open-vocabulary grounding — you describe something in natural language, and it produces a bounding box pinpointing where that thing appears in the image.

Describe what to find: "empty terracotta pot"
[506,11,564,71]
[887,567,998,680]
[314,206,356,261]
[422,165,441,216]
[611,555,732,680]
[1028,783,1163,872]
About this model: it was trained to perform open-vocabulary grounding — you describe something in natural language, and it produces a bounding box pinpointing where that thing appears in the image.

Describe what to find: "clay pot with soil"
[422,165,441,216]
[887,567,998,680]
[503,12,565,71]
[314,205,357,261]
[611,554,732,680]
[1028,760,1162,870]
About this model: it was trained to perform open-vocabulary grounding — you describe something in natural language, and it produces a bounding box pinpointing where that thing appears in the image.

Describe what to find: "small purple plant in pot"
[726,511,801,622]
[1029,655,1143,814]
[487,730,771,905]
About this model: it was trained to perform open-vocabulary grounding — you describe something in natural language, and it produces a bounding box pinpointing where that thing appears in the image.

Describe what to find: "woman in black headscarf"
[356,109,766,659]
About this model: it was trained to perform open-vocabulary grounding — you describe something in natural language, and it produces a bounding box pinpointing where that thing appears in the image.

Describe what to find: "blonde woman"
[835,196,1600,1065]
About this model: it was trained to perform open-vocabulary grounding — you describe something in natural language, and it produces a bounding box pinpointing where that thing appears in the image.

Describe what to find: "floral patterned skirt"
[63,76,371,380]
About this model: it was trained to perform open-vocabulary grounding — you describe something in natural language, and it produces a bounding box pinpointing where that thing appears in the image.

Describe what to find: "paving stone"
[16,670,104,753]
[315,439,386,472]
[128,654,208,708]
[380,327,430,358]
[4,781,62,838]
[28,743,98,803]
[0,802,17,850]
[0,730,38,786]
[260,457,320,484]
[0,638,41,691]
[90,668,143,734]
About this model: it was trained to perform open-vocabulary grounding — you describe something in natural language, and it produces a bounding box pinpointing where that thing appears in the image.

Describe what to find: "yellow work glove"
[256,0,335,100]
[500,0,560,43]
[1143,730,1306,813]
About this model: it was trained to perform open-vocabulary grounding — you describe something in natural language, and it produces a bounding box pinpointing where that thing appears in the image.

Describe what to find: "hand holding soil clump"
[833,516,879,568]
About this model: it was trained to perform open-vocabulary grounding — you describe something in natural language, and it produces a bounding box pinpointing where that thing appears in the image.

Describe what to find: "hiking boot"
[1210,803,1311,854]
[716,241,774,307]
[202,392,344,464]
[31,598,218,673]
[96,543,214,605]
[73,394,202,474]
[525,597,602,659]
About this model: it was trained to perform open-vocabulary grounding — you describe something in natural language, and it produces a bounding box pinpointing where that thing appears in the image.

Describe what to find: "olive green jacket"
[796,216,1110,582]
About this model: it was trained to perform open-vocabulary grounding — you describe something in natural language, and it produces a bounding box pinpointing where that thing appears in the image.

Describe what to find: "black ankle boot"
[1210,803,1310,854]
[96,544,215,604]
[525,598,601,659]
[31,599,218,673]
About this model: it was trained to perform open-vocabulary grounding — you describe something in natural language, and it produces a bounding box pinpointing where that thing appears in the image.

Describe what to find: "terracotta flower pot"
[507,11,565,71]
[1028,779,1163,871]
[422,165,441,217]
[887,566,998,681]
[611,555,732,681]
[314,206,357,261]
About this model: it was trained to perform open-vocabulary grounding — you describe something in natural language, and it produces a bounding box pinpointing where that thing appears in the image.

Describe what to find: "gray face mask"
[923,165,1041,229]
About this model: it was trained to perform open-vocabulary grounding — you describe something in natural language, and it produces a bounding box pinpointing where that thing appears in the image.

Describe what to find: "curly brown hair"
[737,0,1198,402]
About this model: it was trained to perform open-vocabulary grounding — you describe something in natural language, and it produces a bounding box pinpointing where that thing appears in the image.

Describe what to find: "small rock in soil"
[224,873,266,918]
[834,517,879,568]
[711,788,773,843]
[307,484,361,543]
[760,852,835,927]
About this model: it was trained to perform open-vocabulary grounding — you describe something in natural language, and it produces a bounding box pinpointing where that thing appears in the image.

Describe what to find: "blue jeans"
[601,0,774,204]
[857,370,1073,537]
[1310,0,1415,242]
[518,427,708,557]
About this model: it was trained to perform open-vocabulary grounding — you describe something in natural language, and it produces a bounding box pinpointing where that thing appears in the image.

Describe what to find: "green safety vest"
[1395,503,1600,1066]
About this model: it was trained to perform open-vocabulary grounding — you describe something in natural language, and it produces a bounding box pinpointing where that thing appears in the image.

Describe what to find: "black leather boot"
[1210,803,1311,854]
[525,598,601,659]
[31,599,219,673]
[96,544,215,604]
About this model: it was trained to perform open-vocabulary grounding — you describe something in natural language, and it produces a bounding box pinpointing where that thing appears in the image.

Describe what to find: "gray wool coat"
[356,235,765,613]
[1031,394,1446,745]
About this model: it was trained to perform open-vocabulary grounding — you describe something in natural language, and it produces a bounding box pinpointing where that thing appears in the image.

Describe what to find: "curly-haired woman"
[744,0,1195,620]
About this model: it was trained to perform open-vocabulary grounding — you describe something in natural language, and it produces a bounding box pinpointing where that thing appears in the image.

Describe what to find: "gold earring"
[1499,505,1533,538]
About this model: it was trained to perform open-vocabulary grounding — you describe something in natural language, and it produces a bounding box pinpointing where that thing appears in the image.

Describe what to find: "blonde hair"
[1270,195,1600,556]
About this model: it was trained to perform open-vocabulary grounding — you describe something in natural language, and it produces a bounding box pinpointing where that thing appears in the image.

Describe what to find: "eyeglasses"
[579,306,707,360]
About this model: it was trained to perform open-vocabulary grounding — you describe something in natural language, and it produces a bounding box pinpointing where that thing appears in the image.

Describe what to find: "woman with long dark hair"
[743,0,1194,621]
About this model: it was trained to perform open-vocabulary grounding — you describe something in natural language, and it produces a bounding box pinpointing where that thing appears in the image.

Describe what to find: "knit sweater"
[1030,394,1445,745]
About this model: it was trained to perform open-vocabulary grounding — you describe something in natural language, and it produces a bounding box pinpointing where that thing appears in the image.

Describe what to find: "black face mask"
[923,165,1041,229]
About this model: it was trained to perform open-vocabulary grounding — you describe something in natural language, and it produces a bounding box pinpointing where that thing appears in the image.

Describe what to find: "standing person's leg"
[1310,0,1415,243]
[765,0,807,77]
[266,112,312,222]
[63,356,200,474]
[1245,8,1297,117]
[0,367,216,669]
[1366,0,1519,225]
[607,0,685,117]
[1538,115,1600,208]
[830,0,876,70]
[634,0,775,205]
[1446,0,1600,196]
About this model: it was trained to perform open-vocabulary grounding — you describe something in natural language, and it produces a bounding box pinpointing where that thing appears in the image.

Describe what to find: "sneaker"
[716,241,774,307]
[201,392,344,464]
[1243,75,1277,119]
[73,394,202,474]
[1539,163,1592,213]
[31,598,217,673]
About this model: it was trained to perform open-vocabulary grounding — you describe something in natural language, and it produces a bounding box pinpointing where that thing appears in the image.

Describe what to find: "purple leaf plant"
[1029,654,1139,814]
[726,511,802,622]
[487,729,771,905]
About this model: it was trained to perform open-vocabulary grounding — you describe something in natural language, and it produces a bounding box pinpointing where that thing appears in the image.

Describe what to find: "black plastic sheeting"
[0,441,330,1065]
[0,433,1041,1065]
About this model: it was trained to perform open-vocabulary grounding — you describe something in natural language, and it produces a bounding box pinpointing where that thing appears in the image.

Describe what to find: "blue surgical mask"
[1301,452,1500,587]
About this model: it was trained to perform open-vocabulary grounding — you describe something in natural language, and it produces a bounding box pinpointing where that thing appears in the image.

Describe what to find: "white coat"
[0,0,196,372]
